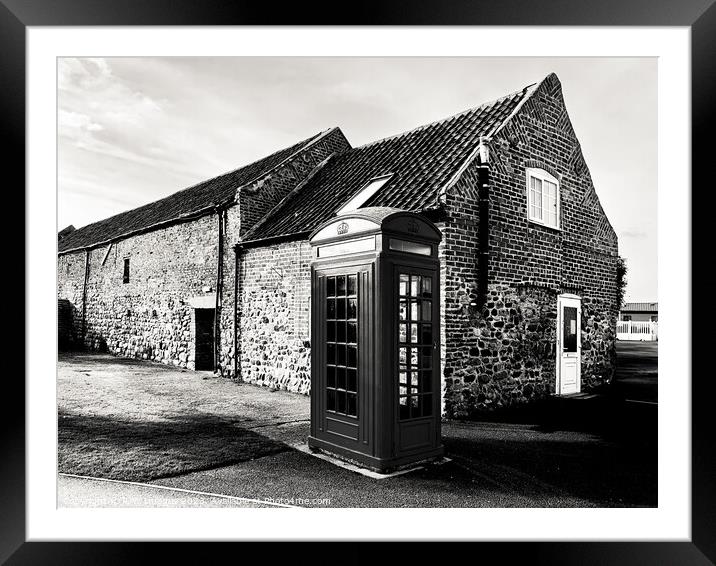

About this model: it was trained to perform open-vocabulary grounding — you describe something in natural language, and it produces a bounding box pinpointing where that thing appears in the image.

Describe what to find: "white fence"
[616,321,658,341]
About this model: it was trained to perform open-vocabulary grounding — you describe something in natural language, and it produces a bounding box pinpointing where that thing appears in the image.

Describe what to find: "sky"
[58,57,657,303]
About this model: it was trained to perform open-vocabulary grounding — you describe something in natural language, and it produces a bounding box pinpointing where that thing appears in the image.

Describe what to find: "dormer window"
[337,175,393,215]
[526,168,560,229]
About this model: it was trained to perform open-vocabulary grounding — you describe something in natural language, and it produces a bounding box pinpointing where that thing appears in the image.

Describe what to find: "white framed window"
[526,168,560,229]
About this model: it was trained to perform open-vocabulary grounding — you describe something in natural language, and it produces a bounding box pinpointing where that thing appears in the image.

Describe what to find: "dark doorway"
[194,308,215,370]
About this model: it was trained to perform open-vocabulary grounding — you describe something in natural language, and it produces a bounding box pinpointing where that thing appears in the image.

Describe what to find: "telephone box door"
[312,265,373,452]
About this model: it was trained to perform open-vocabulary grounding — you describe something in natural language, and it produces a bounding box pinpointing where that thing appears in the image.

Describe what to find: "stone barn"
[57,73,619,417]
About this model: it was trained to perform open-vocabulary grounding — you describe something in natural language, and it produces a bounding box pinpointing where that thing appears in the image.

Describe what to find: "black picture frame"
[6,1,708,563]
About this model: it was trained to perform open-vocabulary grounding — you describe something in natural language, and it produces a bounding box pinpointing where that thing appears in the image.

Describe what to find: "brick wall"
[239,128,351,234]
[442,73,619,417]
[237,239,312,394]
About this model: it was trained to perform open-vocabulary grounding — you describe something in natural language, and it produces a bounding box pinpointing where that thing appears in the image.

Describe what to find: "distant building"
[617,302,658,341]
[619,302,658,322]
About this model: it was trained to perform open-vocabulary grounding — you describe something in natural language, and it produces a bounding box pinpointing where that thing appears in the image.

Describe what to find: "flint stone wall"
[57,213,223,371]
[238,239,312,394]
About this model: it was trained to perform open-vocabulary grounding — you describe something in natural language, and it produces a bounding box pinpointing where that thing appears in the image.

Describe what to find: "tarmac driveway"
[58,352,656,508]
[611,341,658,403]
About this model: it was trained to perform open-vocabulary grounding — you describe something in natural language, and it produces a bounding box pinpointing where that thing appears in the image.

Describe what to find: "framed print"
[7,0,710,563]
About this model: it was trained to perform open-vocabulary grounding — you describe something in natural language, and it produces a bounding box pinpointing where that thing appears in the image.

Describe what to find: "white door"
[557,294,581,395]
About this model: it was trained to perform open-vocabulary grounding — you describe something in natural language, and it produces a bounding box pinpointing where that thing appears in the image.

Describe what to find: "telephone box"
[308,207,443,472]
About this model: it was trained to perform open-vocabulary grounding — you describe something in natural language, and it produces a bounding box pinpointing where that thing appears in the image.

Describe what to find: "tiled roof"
[243,82,538,243]
[58,131,326,254]
[621,302,658,312]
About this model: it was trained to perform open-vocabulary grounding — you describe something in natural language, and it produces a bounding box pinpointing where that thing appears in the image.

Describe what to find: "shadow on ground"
[439,395,657,506]
[58,409,288,483]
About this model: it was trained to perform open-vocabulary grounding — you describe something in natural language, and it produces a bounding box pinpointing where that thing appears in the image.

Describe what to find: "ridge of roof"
[240,151,341,243]
[352,81,538,151]
[58,129,330,254]
[173,128,328,196]
[237,127,342,195]
[245,76,543,242]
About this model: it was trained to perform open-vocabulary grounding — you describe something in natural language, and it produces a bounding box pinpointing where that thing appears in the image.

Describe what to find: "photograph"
[55,55,658,509]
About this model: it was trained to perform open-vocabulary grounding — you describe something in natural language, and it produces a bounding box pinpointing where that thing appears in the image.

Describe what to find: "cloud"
[59,109,104,139]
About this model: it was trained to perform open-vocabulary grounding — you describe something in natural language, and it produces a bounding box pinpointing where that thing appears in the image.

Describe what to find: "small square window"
[123,258,130,283]
[527,169,560,229]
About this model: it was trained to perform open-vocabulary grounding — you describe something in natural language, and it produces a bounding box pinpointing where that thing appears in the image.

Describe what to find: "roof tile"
[58,131,325,253]
[244,85,534,242]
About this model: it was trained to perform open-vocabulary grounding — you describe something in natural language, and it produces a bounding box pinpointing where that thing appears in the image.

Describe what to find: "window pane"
[399,323,407,343]
[347,345,357,368]
[327,277,336,297]
[410,276,420,297]
[399,274,409,295]
[327,298,336,319]
[399,299,407,321]
[337,345,347,366]
[336,321,346,343]
[347,275,357,296]
[337,275,346,296]
[327,389,336,411]
[336,367,346,390]
[347,298,357,319]
[410,323,419,344]
[421,324,433,345]
[327,366,335,388]
[389,239,432,256]
[421,300,432,321]
[411,348,418,366]
[347,368,357,392]
[399,370,407,385]
[400,385,408,397]
[337,298,346,319]
[545,180,556,198]
[327,321,335,342]
[347,322,357,344]
[420,346,433,369]
[563,306,578,353]
[530,177,543,220]
[400,347,408,365]
[347,393,357,416]
[327,344,336,365]
[410,300,419,321]
[421,277,432,298]
[336,391,346,413]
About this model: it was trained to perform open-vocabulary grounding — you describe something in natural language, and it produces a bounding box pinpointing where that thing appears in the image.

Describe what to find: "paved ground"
[58,473,288,508]
[611,341,658,403]
[58,348,657,508]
